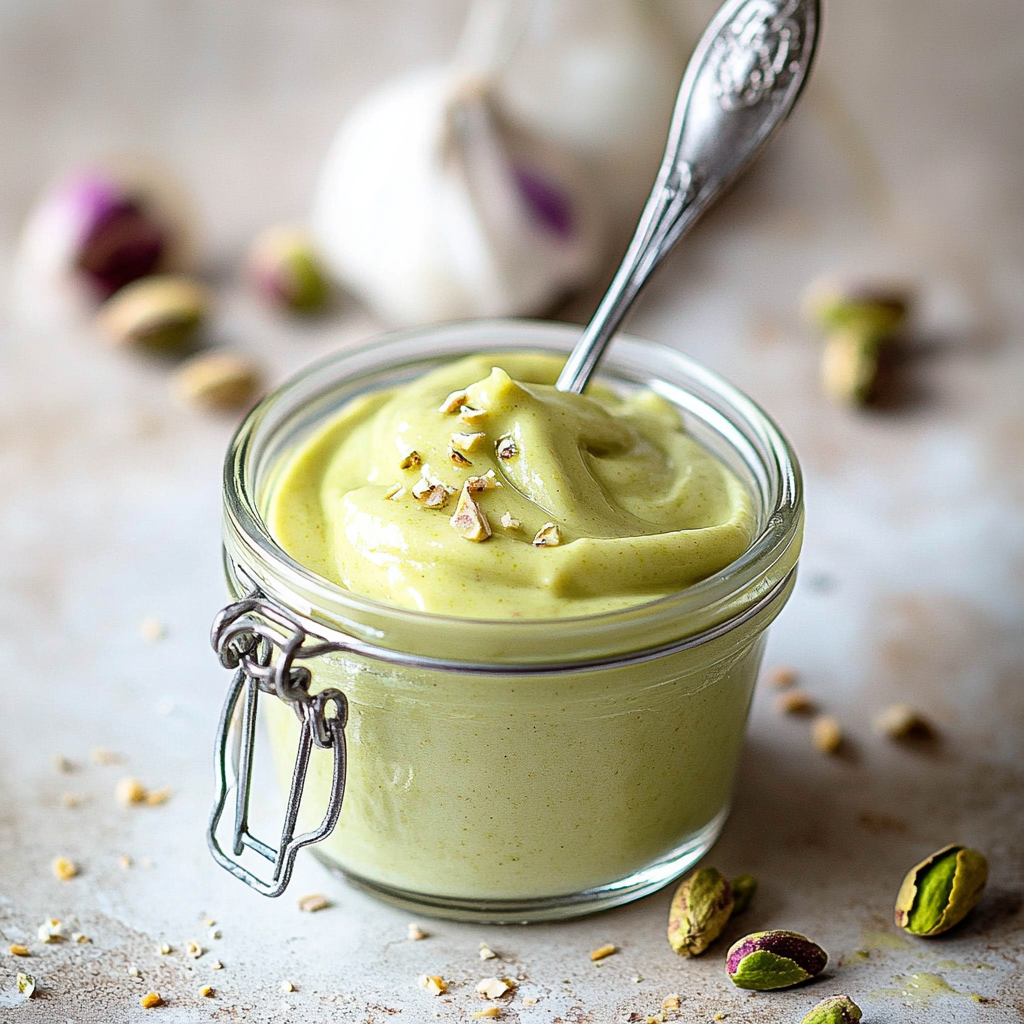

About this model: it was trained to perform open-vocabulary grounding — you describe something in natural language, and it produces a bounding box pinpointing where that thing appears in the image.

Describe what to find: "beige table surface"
[1,2,1022,1021]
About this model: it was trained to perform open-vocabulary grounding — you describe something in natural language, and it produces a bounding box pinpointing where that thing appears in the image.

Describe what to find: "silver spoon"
[556,0,820,394]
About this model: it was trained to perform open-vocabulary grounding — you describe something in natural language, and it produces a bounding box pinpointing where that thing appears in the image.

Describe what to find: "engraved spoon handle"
[556,0,820,394]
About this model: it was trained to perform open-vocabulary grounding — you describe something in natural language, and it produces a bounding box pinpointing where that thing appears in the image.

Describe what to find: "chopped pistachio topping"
[450,486,492,542]
[459,405,486,426]
[448,446,473,467]
[383,482,405,501]
[420,484,451,510]
[438,390,468,414]
[499,512,521,530]
[452,431,486,452]
[533,523,561,547]
[399,450,423,470]
[466,470,502,492]
[496,437,518,460]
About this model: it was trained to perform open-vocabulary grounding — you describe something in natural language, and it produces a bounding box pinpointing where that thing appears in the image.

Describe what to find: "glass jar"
[209,319,803,923]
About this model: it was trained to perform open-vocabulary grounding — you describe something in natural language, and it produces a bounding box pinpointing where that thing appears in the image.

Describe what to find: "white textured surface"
[1,2,1023,1022]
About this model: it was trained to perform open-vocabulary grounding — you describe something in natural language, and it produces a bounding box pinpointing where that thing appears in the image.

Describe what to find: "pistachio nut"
[97,274,208,352]
[801,994,862,1024]
[803,281,910,340]
[667,866,733,957]
[173,351,263,412]
[821,329,880,406]
[248,225,330,312]
[726,930,828,990]
[895,844,988,936]
[730,874,757,916]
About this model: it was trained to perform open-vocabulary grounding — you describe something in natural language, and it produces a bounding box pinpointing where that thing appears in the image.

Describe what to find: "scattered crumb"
[874,703,936,740]
[663,994,680,1012]
[208,926,222,940]
[297,893,331,913]
[145,787,173,806]
[590,943,617,962]
[522,996,538,1006]
[634,976,643,983]
[280,980,295,993]
[141,857,154,868]
[812,714,844,753]
[71,932,90,944]
[140,991,163,1009]
[407,923,427,941]
[54,756,75,774]
[766,665,798,688]
[140,617,166,643]
[52,856,79,881]
[9,944,30,957]
[500,512,521,530]
[60,793,83,808]
[199,985,214,998]
[158,943,171,955]
[419,974,448,996]
[185,940,203,959]
[210,960,223,970]
[479,944,497,960]
[202,918,216,927]
[119,854,133,869]
[472,1009,501,1019]
[91,748,123,765]
[16,972,35,998]
[477,978,514,999]
[776,689,816,715]
[38,919,63,943]
[116,778,148,806]
[128,966,141,977]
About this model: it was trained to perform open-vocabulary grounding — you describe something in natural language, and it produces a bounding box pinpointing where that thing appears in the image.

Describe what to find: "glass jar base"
[312,806,730,924]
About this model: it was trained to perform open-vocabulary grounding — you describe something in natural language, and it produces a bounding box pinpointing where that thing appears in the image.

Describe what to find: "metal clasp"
[207,590,348,897]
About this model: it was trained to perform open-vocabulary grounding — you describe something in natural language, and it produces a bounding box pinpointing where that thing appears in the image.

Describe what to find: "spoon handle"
[556,0,820,394]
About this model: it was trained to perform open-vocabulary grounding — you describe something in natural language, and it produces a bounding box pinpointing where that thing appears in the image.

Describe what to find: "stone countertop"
[1,2,1022,1022]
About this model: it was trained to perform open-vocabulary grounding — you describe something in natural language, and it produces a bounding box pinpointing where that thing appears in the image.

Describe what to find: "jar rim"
[221,319,803,666]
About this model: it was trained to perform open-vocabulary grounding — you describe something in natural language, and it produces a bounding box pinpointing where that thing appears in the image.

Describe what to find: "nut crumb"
[119,854,133,869]
[91,748,122,765]
[766,665,798,689]
[522,997,538,1006]
[459,405,486,426]
[776,689,816,715]
[72,932,90,944]
[407,923,427,941]
[439,390,468,414]
[210,960,223,970]
[400,450,423,470]
[158,943,171,955]
[61,793,82,808]
[9,944,30,957]
[297,893,330,913]
[499,512,521,530]
[199,985,214,998]
[38,919,64,943]
[418,483,451,510]
[533,523,561,547]
[812,714,843,753]
[450,485,492,542]
[466,470,502,492]
[140,991,163,1009]
[128,965,141,977]
[116,777,148,806]
[383,482,406,501]
[496,437,518,460]
[452,431,486,452]
[477,977,514,999]
[52,856,78,881]
[54,755,75,774]
[472,1009,501,1019]
[185,940,203,959]
[208,926,222,940]
[874,703,936,740]
[280,980,295,993]
[16,972,35,998]
[590,943,616,962]
[174,351,263,412]
[145,787,172,806]
[479,944,497,960]
[140,617,165,643]
[663,994,680,1011]
[448,445,473,467]
[419,974,448,996]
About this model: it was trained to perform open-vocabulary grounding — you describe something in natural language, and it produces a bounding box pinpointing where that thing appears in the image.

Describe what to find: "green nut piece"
[667,866,733,957]
[801,994,862,1024]
[895,844,988,936]
[726,930,828,990]
[248,225,329,312]
[97,274,208,352]
[730,874,757,916]
[804,283,910,340]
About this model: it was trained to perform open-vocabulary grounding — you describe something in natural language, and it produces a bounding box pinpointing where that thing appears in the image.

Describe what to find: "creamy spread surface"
[268,352,755,618]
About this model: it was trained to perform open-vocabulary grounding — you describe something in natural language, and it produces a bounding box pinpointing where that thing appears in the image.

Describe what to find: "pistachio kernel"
[448,446,473,467]
[668,867,734,957]
[452,431,486,452]
[399,450,423,470]
[449,485,492,542]
[466,470,502,492]
[895,844,988,936]
[803,281,910,338]
[247,225,330,313]
[420,484,451,510]
[438,390,468,414]
[801,994,863,1024]
[496,437,518,460]
[533,523,561,547]
[726,931,828,990]
[730,874,758,916]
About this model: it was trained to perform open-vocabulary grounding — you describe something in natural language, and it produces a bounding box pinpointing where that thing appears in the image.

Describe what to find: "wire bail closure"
[207,590,348,897]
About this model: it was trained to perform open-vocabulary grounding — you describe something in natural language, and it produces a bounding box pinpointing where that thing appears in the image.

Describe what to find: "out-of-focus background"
[1,2,1023,1022]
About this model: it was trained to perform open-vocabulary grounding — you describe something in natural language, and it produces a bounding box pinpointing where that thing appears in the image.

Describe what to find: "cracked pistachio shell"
[667,867,733,957]
[726,931,828,991]
[801,995,862,1024]
[97,274,208,351]
[895,844,988,936]
[730,874,757,916]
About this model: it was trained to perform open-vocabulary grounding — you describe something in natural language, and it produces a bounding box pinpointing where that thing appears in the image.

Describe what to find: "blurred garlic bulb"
[13,158,197,326]
[311,26,605,325]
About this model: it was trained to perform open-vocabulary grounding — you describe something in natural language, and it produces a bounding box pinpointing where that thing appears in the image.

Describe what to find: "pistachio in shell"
[726,930,828,991]
[895,844,988,936]
[803,281,910,339]
[97,274,208,352]
[667,866,733,957]
[248,225,330,312]
[801,994,862,1024]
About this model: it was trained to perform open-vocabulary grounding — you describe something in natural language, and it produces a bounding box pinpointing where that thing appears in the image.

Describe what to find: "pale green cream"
[268,352,754,618]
